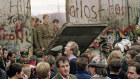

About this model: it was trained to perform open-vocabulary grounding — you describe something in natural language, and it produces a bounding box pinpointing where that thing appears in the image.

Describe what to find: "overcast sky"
[31,0,66,16]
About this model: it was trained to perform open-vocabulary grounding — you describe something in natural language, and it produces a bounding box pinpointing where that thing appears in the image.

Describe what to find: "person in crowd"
[23,64,31,79]
[50,45,63,73]
[115,38,131,53]
[36,62,50,79]
[27,55,37,79]
[112,46,121,52]
[80,49,90,59]
[52,56,77,79]
[52,19,60,36]
[0,47,7,79]
[35,18,41,26]
[75,57,91,79]
[134,55,140,63]
[35,50,45,59]
[130,45,140,55]
[107,51,123,66]
[0,67,7,79]
[33,48,42,55]
[17,51,29,64]
[89,62,110,79]
[51,45,63,59]
[7,63,28,79]
[108,59,123,79]
[89,51,106,64]
[130,45,140,51]
[2,48,8,64]
[106,51,124,79]
[44,55,56,79]
[100,43,111,59]
[127,62,140,79]
[64,41,79,74]
[31,17,40,50]
[7,50,16,63]
[122,50,137,72]
[0,46,5,70]
[38,14,54,54]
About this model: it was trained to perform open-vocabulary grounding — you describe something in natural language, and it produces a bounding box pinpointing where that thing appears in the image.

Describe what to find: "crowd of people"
[0,13,140,79]
[0,37,140,79]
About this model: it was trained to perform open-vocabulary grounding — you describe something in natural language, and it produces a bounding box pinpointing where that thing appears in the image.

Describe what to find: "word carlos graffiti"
[68,0,99,23]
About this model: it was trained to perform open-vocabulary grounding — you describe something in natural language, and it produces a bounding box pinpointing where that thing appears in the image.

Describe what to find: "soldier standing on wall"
[52,19,60,36]
[31,17,40,50]
[38,14,54,54]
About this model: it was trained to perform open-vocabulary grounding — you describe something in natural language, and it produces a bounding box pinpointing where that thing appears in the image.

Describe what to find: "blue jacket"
[75,70,91,79]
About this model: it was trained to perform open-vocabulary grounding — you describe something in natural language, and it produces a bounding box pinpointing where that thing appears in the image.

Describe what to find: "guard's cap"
[20,51,29,57]
[51,45,63,52]
[102,43,110,49]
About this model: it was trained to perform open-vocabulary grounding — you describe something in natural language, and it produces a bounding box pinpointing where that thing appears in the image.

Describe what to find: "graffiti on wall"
[91,0,140,49]
[68,0,99,23]
[0,0,32,54]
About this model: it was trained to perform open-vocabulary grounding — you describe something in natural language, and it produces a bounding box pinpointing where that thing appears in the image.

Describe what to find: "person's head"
[44,55,55,69]
[127,62,140,79]
[102,43,110,53]
[20,51,29,63]
[2,48,8,59]
[107,51,123,65]
[43,14,49,24]
[33,48,42,55]
[35,51,44,59]
[109,59,122,74]
[134,55,140,63]
[52,19,59,28]
[7,50,17,63]
[113,46,121,52]
[7,63,24,78]
[56,56,70,78]
[82,49,90,57]
[35,18,41,26]
[31,17,36,26]
[76,57,88,70]
[130,45,140,54]
[89,62,107,77]
[23,64,31,78]
[64,41,79,57]
[51,45,63,58]
[36,62,50,79]
[126,50,137,64]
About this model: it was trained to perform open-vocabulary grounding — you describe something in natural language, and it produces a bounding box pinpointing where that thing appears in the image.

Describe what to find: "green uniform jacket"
[16,59,29,64]
[37,23,54,52]
[52,73,77,79]
[32,26,40,49]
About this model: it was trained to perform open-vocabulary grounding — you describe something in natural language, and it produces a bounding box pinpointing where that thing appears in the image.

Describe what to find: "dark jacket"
[0,68,7,79]
[106,66,125,79]
[70,58,77,75]
[50,70,56,79]
[75,70,91,79]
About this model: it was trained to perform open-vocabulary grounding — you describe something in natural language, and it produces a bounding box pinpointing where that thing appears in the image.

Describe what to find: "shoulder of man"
[16,59,24,64]
[52,73,62,79]
[69,74,77,79]
[0,68,7,79]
